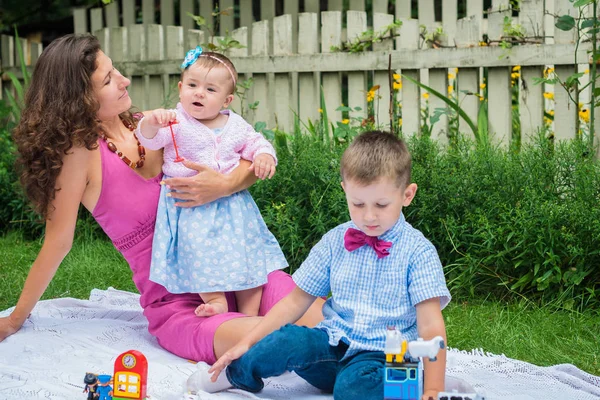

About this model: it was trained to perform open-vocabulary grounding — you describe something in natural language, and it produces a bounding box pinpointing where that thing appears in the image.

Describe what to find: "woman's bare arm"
[0,147,89,341]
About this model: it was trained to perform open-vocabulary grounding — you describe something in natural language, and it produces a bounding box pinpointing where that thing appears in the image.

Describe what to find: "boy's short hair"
[181,51,238,93]
[340,130,411,187]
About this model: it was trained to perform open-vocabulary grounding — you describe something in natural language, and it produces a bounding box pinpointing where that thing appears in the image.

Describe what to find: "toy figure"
[385,326,407,363]
[383,327,445,400]
[96,375,113,400]
[437,390,486,400]
[83,373,98,400]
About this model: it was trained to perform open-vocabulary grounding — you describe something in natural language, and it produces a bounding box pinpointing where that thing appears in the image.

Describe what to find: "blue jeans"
[226,324,385,400]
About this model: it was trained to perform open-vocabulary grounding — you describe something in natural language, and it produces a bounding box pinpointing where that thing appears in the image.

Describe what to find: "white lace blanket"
[1,288,599,400]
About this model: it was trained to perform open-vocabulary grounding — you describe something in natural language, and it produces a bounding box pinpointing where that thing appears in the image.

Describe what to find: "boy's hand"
[208,341,251,382]
[249,154,276,180]
[146,109,177,129]
[422,390,438,400]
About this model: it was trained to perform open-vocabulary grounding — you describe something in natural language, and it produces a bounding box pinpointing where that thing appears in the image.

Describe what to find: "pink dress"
[91,138,296,363]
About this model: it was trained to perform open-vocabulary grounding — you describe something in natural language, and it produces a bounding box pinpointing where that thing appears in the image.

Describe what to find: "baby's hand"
[146,109,177,128]
[249,154,276,180]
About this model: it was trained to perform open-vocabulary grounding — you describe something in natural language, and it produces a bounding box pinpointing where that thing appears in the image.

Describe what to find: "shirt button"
[216,136,222,143]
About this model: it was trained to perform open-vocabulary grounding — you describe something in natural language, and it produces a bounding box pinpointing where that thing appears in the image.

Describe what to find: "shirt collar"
[380,213,406,243]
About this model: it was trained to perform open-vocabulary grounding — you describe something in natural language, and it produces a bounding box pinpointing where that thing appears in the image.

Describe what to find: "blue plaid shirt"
[293,213,451,359]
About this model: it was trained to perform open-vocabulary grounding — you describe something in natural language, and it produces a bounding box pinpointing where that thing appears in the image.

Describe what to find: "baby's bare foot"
[195,302,228,317]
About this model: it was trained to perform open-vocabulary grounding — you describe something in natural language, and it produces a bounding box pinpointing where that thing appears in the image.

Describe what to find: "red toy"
[112,350,148,400]
[168,121,184,162]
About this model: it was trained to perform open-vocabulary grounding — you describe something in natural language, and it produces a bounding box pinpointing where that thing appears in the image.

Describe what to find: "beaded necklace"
[100,119,146,169]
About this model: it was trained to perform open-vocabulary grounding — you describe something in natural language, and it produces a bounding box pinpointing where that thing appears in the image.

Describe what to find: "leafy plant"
[330,21,402,53]
[534,0,598,150]
[3,27,29,123]
[401,74,486,145]
[187,6,244,53]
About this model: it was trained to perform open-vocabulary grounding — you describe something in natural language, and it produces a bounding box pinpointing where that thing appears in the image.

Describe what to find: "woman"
[0,34,323,363]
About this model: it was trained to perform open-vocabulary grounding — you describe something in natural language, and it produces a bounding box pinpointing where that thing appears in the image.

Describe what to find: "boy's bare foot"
[195,302,228,317]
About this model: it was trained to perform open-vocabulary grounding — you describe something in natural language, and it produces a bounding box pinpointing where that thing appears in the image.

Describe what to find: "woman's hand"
[208,341,251,382]
[249,154,276,180]
[162,159,257,207]
[0,315,23,342]
[162,160,230,207]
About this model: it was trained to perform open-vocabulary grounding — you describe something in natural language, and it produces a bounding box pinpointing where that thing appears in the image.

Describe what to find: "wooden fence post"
[321,11,343,124]
[298,12,320,125]
[553,0,578,141]
[398,18,420,135]
[273,14,294,132]
[373,12,394,130]
[456,15,481,139]
[251,20,271,126]
[346,11,368,121]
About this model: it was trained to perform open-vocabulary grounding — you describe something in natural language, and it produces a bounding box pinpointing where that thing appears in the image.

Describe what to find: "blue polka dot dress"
[149,184,288,294]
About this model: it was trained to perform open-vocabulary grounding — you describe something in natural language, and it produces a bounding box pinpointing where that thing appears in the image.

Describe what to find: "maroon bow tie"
[344,228,392,259]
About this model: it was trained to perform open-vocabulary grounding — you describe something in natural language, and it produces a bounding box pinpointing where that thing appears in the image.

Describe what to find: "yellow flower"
[341,119,350,124]
[579,109,590,123]
[393,81,402,90]
[548,110,555,116]
[398,118,403,126]
[511,80,515,86]
[318,108,323,113]
[448,85,454,94]
[367,90,375,102]
[479,41,488,46]
[511,72,520,79]
[454,67,459,73]
[544,116,552,125]
[448,73,455,80]
[422,92,430,99]
[543,92,554,100]
[584,69,589,74]
[393,73,400,81]
[543,67,555,78]
[512,65,521,71]
[478,94,484,101]
[480,83,486,90]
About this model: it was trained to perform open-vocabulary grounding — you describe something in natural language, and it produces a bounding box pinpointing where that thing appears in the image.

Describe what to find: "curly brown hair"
[13,34,135,219]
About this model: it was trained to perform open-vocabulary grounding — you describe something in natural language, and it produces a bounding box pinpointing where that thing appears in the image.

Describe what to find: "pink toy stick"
[169,121,184,162]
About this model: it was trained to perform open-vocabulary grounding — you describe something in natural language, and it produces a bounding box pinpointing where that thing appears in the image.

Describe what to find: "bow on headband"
[181,46,203,69]
[180,46,237,86]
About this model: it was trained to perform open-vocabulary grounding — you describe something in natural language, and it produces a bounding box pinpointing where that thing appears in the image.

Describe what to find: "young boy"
[207,130,451,400]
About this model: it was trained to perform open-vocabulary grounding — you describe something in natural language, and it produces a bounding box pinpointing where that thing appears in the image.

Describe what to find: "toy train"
[383,327,484,400]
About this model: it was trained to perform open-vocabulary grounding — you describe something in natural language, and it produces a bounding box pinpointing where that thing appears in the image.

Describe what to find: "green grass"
[0,231,137,309]
[444,300,600,376]
[1,232,599,376]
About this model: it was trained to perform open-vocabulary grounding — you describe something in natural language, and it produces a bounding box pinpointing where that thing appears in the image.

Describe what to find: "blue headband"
[181,46,237,86]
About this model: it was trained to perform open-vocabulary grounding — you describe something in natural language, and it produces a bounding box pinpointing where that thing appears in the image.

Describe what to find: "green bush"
[253,132,600,309]
[250,132,348,270]
[1,123,599,308]
[0,103,42,236]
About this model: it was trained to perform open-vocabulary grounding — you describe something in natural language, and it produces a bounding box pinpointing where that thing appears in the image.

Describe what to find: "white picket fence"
[72,0,408,40]
[1,0,598,149]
